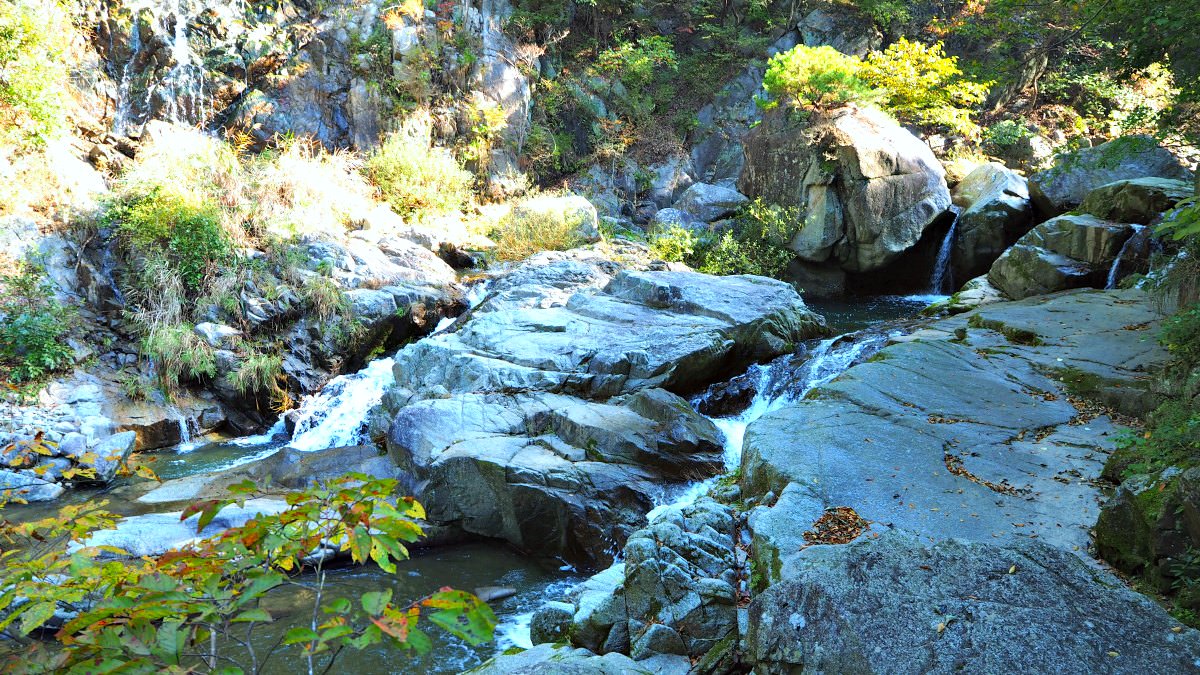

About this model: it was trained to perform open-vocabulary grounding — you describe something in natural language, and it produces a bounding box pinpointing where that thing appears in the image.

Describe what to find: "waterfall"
[1106,225,1146,289]
[284,279,492,452]
[646,330,892,521]
[929,208,960,295]
[112,0,209,133]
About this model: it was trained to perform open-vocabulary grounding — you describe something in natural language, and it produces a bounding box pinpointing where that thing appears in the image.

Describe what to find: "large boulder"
[1029,136,1193,215]
[672,183,748,223]
[950,162,1035,280]
[987,214,1134,299]
[742,290,1167,587]
[738,106,951,273]
[745,530,1200,674]
[1079,177,1195,224]
[385,258,827,564]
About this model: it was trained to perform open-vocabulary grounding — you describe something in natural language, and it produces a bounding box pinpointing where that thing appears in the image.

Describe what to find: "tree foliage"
[0,474,497,673]
[762,41,988,136]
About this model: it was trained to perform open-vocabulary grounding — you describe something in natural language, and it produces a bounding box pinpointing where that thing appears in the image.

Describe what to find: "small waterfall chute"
[928,208,961,295]
[1106,225,1147,289]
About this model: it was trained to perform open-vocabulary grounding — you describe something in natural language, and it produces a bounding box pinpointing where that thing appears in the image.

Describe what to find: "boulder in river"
[1079,177,1195,224]
[385,257,827,564]
[951,162,1034,280]
[738,105,951,273]
[987,213,1134,299]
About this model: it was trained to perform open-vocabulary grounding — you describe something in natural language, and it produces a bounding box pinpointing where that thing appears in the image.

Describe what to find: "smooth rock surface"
[743,290,1166,586]
[746,530,1200,674]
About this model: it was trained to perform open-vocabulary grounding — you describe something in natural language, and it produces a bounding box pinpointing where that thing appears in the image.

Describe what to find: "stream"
[22,293,938,672]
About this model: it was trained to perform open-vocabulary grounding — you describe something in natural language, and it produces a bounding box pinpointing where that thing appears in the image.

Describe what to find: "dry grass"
[244,138,375,239]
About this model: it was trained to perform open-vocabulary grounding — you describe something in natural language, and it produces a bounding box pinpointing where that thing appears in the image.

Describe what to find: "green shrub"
[140,325,217,391]
[649,225,698,263]
[111,189,232,293]
[229,350,283,396]
[0,261,74,384]
[858,39,990,137]
[984,119,1034,148]
[490,205,589,262]
[594,36,679,121]
[854,0,911,32]
[366,128,473,217]
[0,0,71,145]
[695,200,797,278]
[762,45,872,110]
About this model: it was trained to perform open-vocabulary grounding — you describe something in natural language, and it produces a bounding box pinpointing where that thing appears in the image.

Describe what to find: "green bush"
[762,45,872,110]
[365,130,473,217]
[697,200,797,278]
[854,0,911,32]
[0,0,71,145]
[111,190,232,293]
[984,119,1034,148]
[0,262,74,384]
[594,36,679,121]
[858,39,990,137]
[649,225,698,263]
[489,207,589,262]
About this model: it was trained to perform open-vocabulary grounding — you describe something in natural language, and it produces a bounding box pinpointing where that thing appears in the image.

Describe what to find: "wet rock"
[987,214,1133,299]
[745,530,1200,674]
[77,498,290,558]
[71,431,136,483]
[739,106,951,273]
[1029,136,1193,215]
[943,275,1005,314]
[466,643,658,674]
[951,162,1035,280]
[0,469,65,502]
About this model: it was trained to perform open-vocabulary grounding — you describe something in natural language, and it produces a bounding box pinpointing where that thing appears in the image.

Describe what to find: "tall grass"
[365,113,474,217]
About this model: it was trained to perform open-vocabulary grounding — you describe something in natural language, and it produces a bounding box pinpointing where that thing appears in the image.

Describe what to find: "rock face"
[1029,136,1193,215]
[739,106,951,273]
[987,214,1134,299]
[531,499,745,661]
[1079,177,1195,224]
[951,162,1034,280]
[742,290,1167,588]
[672,183,749,223]
[385,258,826,564]
[746,530,1200,674]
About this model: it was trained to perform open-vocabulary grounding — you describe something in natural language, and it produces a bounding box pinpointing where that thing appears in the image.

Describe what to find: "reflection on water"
[250,543,580,674]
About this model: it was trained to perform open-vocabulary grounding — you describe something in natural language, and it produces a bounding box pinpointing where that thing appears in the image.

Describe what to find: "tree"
[0,473,496,674]
[761,45,873,110]
[859,38,990,137]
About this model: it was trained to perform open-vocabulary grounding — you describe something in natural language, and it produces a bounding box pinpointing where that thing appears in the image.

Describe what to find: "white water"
[113,0,210,133]
[929,209,960,295]
[286,356,397,452]
[646,331,891,521]
[1105,225,1146,289]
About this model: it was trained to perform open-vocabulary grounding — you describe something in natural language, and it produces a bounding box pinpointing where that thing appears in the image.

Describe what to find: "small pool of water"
[809,294,943,333]
[153,434,287,481]
[250,542,580,674]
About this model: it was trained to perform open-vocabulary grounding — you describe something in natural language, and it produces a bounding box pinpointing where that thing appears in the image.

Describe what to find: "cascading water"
[1106,225,1147,289]
[928,208,960,295]
[646,330,892,521]
[111,0,210,134]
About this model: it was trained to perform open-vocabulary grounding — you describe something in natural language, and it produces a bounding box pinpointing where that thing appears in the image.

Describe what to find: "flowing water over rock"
[929,207,960,294]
